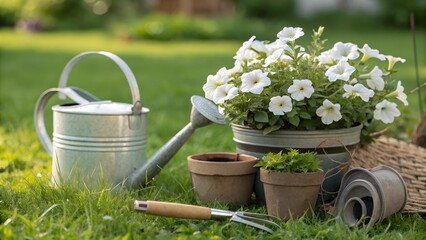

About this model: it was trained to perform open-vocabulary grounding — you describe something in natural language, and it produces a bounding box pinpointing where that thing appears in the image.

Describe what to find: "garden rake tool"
[134,200,281,234]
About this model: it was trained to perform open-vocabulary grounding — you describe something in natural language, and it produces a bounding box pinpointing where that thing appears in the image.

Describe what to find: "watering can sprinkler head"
[126,95,226,189]
[190,95,226,128]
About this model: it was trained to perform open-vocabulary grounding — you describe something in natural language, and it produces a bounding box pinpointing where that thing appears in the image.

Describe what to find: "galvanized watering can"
[34,51,225,188]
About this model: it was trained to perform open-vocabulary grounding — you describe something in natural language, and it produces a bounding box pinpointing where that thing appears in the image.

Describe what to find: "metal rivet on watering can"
[34,51,226,189]
[330,166,408,227]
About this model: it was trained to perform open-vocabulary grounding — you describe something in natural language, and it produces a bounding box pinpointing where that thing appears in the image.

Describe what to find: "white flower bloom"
[396,81,408,106]
[359,44,386,62]
[343,84,375,102]
[227,64,243,76]
[234,49,259,65]
[365,66,385,91]
[213,84,239,104]
[235,35,256,56]
[36,173,42,178]
[287,79,315,101]
[234,36,259,64]
[325,60,356,82]
[251,40,269,54]
[330,42,360,61]
[277,27,304,42]
[268,95,293,115]
[202,67,231,100]
[385,55,406,71]
[264,49,283,67]
[317,50,335,65]
[266,39,287,53]
[374,100,401,123]
[316,99,342,125]
[240,69,271,94]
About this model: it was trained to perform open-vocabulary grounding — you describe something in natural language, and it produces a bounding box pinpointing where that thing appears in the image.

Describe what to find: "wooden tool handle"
[146,201,212,220]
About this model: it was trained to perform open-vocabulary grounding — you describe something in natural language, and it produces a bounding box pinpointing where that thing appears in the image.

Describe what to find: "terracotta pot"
[260,168,324,220]
[187,152,258,204]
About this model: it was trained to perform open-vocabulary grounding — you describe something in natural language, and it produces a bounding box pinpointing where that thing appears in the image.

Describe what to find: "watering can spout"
[126,96,226,189]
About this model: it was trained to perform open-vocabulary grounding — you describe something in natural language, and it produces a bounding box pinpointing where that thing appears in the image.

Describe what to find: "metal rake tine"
[231,212,281,234]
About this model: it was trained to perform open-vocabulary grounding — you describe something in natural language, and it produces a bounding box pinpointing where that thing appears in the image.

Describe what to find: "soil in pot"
[260,168,324,220]
[187,152,258,204]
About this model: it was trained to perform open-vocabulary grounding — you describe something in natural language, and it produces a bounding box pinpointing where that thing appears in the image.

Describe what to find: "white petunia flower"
[316,99,342,125]
[390,81,409,106]
[325,60,356,82]
[365,66,385,91]
[234,36,259,64]
[268,95,293,115]
[359,44,386,62]
[343,84,375,102]
[287,79,315,101]
[277,27,304,42]
[385,55,406,71]
[264,49,283,67]
[396,81,408,106]
[374,100,401,123]
[266,39,287,53]
[235,36,256,56]
[317,50,335,65]
[227,63,243,76]
[240,69,271,94]
[251,40,269,54]
[330,42,360,61]
[202,67,231,100]
[213,84,239,104]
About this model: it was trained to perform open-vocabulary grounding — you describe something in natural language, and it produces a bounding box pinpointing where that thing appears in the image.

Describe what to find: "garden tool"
[34,51,226,189]
[134,200,281,234]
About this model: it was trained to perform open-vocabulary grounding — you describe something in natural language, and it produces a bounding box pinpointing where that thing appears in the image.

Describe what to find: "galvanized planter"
[231,124,363,202]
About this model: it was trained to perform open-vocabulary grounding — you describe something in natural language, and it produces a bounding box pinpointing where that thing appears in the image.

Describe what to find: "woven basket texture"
[351,137,426,213]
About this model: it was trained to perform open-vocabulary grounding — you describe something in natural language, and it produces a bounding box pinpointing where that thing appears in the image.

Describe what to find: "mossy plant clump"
[255,148,321,173]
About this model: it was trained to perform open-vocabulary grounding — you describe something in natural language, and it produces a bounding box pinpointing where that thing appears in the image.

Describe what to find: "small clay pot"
[187,152,258,204]
[260,168,324,220]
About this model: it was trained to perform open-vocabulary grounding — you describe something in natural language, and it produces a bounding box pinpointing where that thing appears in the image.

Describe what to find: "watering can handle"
[34,87,90,156]
[57,51,142,114]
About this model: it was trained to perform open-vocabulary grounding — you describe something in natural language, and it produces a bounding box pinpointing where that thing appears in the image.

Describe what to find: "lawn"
[0,27,426,239]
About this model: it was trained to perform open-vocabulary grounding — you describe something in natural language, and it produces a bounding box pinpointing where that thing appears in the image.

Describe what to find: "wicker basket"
[351,137,426,213]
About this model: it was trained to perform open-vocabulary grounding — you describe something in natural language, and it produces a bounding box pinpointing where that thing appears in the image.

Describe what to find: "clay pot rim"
[188,152,258,175]
[259,168,324,186]
[187,152,258,166]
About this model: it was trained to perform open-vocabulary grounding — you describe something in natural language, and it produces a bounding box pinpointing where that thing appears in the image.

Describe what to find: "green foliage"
[0,0,139,30]
[378,0,426,28]
[255,149,321,173]
[131,13,221,41]
[234,0,295,19]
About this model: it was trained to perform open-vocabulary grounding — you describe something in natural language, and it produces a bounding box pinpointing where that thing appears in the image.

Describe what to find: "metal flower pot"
[231,124,362,202]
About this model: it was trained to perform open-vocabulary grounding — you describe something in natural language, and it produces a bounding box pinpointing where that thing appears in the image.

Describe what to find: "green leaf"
[286,109,298,118]
[269,114,280,126]
[289,116,300,127]
[308,98,317,107]
[299,112,311,119]
[254,111,269,123]
[263,125,281,135]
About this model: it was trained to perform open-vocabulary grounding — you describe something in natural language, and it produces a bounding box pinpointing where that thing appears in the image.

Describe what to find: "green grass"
[1,27,426,239]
